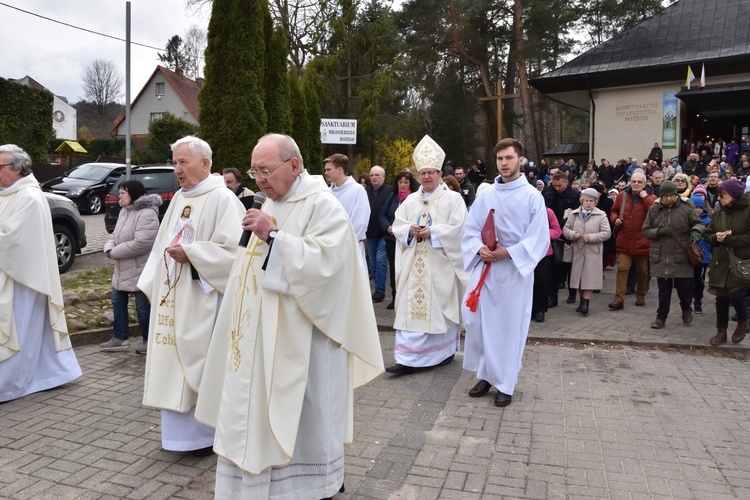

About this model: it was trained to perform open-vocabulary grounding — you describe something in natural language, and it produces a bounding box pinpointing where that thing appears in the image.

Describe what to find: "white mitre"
[413,135,446,172]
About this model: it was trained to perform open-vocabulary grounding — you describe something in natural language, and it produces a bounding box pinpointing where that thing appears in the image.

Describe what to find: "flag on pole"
[700,63,706,89]
[686,66,695,89]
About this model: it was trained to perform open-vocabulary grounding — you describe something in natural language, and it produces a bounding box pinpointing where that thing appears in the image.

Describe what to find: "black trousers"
[656,277,693,321]
[385,239,396,297]
[716,289,748,328]
[693,265,707,306]
[550,260,571,297]
[533,255,554,315]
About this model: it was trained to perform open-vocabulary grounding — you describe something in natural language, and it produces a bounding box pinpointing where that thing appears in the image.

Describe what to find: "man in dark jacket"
[366,166,394,302]
[454,166,476,207]
[609,172,657,310]
[642,180,705,329]
[543,171,580,306]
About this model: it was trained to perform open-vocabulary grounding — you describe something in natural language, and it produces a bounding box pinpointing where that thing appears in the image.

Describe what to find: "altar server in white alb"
[462,138,549,407]
[137,136,245,453]
[0,144,82,402]
[324,153,370,264]
[194,133,384,499]
[386,135,468,375]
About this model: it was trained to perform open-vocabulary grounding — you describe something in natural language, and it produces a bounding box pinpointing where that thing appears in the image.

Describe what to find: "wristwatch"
[266,230,278,244]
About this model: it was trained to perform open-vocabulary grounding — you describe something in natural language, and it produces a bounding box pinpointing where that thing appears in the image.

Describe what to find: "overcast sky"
[0,0,210,103]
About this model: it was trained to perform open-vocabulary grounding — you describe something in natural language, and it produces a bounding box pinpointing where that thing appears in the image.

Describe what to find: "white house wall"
[117,74,199,136]
[52,96,77,140]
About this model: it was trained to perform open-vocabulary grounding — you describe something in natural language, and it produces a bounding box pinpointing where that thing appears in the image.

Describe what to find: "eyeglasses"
[248,158,291,179]
[674,179,686,184]
[0,163,12,169]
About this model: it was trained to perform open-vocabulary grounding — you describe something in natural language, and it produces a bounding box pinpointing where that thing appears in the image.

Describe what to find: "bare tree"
[82,59,124,111]
[183,24,207,79]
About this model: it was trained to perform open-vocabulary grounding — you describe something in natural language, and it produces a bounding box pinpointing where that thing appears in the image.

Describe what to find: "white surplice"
[391,184,468,367]
[329,175,370,264]
[137,175,245,450]
[0,174,81,402]
[195,173,383,499]
[462,175,549,395]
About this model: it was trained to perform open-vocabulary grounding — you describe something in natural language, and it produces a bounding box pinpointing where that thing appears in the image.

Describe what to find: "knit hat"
[692,184,707,197]
[580,188,599,199]
[658,180,678,196]
[719,177,745,200]
[690,194,706,211]
[609,188,619,196]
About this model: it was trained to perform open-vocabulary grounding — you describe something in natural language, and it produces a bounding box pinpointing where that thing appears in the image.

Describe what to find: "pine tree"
[199,0,267,170]
[265,22,292,135]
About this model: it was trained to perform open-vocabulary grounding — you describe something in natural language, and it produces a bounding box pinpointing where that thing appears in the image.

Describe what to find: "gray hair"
[0,144,33,177]
[171,136,213,168]
[257,133,305,171]
[370,165,385,176]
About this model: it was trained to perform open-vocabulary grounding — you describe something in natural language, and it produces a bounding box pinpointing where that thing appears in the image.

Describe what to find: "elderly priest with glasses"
[195,133,384,499]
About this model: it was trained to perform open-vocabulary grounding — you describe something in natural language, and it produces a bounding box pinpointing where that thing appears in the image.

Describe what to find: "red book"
[465,210,496,312]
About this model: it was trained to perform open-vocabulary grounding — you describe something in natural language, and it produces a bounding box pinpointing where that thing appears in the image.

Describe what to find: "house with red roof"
[110,65,202,139]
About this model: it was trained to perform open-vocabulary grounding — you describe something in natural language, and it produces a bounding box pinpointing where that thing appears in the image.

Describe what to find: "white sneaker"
[100,338,131,351]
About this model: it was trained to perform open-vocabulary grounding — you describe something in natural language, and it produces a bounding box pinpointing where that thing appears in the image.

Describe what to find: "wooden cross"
[478,79,520,143]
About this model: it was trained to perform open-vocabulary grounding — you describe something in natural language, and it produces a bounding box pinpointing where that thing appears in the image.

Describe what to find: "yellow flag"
[686,66,695,89]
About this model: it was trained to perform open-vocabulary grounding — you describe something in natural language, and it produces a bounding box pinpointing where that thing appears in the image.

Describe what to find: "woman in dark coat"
[703,178,750,346]
[379,171,418,309]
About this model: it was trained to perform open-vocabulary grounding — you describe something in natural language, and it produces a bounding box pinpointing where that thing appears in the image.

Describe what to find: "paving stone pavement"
[2,335,749,499]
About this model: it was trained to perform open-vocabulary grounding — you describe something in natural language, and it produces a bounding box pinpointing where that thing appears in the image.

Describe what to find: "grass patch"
[61,267,113,293]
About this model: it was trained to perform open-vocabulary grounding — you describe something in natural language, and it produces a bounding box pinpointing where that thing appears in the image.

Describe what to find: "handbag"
[562,242,573,263]
[552,239,565,262]
[683,240,705,267]
[728,249,750,286]
[658,213,705,266]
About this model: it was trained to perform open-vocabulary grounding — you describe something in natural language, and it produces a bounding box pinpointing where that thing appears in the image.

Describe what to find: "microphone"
[238,192,267,247]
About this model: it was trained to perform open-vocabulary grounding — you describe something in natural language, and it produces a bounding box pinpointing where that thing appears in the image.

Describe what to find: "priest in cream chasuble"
[0,144,81,402]
[194,134,384,500]
[387,135,468,375]
[138,136,244,451]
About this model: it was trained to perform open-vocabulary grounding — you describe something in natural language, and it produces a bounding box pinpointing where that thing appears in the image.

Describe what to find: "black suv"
[45,192,87,273]
[104,165,179,233]
[42,162,127,214]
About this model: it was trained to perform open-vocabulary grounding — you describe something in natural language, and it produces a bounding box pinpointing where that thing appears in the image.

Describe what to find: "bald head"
[369,165,385,189]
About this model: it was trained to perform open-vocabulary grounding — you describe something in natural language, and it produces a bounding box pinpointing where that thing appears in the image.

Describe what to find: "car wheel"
[53,224,76,273]
[88,194,104,214]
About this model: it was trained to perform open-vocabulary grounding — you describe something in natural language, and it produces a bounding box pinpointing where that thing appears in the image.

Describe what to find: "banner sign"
[662,92,677,148]
[320,119,357,144]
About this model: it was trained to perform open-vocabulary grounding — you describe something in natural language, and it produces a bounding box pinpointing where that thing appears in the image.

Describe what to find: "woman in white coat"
[563,188,611,316]
[101,180,161,353]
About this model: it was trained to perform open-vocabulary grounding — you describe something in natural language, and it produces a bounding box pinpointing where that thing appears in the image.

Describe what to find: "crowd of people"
[3,133,750,499]
[519,141,750,347]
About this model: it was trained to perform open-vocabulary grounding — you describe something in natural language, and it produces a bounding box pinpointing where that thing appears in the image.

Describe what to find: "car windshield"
[110,171,178,194]
[68,165,112,181]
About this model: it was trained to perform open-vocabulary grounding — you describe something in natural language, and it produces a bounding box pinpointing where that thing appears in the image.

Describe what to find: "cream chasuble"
[392,184,468,334]
[139,175,244,412]
[0,175,71,362]
[196,173,384,475]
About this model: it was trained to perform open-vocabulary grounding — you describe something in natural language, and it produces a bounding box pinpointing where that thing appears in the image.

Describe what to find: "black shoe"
[385,363,416,375]
[191,446,214,457]
[372,292,385,303]
[593,289,601,293]
[469,379,492,397]
[579,299,589,316]
[437,354,454,366]
[386,300,394,310]
[548,296,558,308]
[494,391,512,407]
[566,291,577,304]
[534,312,545,322]
[694,304,702,314]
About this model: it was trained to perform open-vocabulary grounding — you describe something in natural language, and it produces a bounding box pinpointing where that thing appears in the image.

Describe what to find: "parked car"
[104,165,179,233]
[42,162,127,214]
[45,192,87,273]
